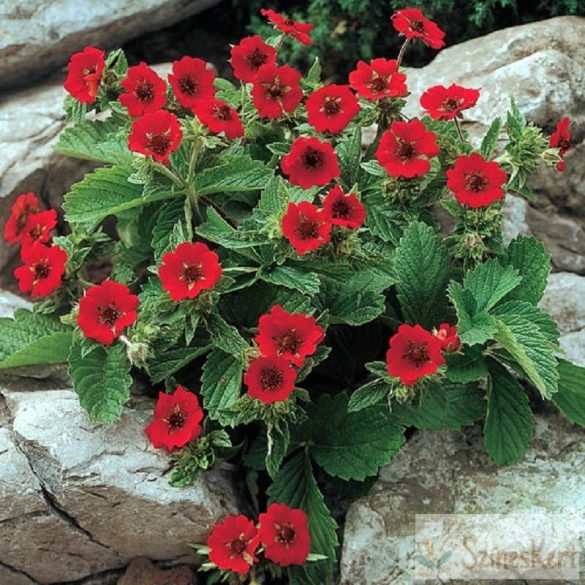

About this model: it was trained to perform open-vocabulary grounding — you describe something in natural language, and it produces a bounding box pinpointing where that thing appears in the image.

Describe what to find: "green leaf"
[259,265,320,296]
[552,359,585,426]
[480,117,502,160]
[267,453,338,585]
[446,347,489,383]
[200,349,243,424]
[305,57,322,85]
[348,379,392,412]
[319,280,385,326]
[394,222,449,329]
[55,116,131,164]
[151,198,188,261]
[68,338,132,423]
[493,312,559,398]
[64,166,150,226]
[463,259,522,313]
[449,282,497,346]
[336,126,362,189]
[205,313,249,357]
[394,383,486,430]
[301,394,405,481]
[484,363,533,465]
[364,192,402,244]
[492,301,559,345]
[194,156,272,195]
[501,236,550,305]
[148,344,211,384]
[266,423,290,479]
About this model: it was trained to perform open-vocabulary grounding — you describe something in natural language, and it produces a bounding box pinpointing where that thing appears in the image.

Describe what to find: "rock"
[117,558,194,585]
[540,272,585,334]
[403,16,585,274]
[339,413,585,585]
[560,331,585,368]
[0,0,221,91]
[0,389,239,584]
[0,289,31,319]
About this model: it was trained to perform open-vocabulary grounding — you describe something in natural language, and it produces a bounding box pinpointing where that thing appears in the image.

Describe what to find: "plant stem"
[274,34,286,55]
[397,38,410,67]
[454,117,467,144]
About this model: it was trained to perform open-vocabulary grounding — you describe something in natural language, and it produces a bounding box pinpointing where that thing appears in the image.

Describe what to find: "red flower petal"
[208,514,259,575]
[244,355,297,403]
[251,64,303,119]
[3,192,40,245]
[322,185,365,230]
[349,58,407,101]
[64,47,105,103]
[281,136,340,189]
[128,110,183,165]
[14,242,67,298]
[193,98,244,140]
[20,209,58,249]
[306,84,360,134]
[230,35,277,83]
[261,8,313,45]
[168,56,216,109]
[391,8,446,49]
[281,201,332,255]
[420,84,480,120]
[119,62,167,117]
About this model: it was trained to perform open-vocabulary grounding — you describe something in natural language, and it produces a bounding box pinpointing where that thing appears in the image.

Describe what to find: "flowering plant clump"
[0,5,582,584]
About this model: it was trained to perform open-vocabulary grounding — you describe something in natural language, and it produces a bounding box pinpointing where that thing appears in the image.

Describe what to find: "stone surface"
[117,558,194,585]
[403,16,585,274]
[0,389,239,584]
[339,413,585,585]
[0,0,221,90]
[0,289,31,319]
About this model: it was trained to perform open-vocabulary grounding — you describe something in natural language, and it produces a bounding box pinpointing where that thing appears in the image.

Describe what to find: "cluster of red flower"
[245,305,325,403]
[386,323,460,386]
[207,503,311,575]
[3,193,66,298]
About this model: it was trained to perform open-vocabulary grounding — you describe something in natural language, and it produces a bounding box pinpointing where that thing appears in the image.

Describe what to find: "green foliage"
[484,363,533,465]
[552,360,585,426]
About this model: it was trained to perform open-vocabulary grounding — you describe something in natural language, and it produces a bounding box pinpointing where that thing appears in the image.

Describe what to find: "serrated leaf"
[201,349,243,424]
[55,117,132,164]
[394,383,485,430]
[364,192,402,244]
[501,236,550,305]
[259,265,320,296]
[267,452,338,585]
[449,281,497,346]
[446,347,489,383]
[194,156,272,195]
[493,313,558,398]
[151,198,188,261]
[68,338,132,423]
[0,310,72,370]
[205,313,249,357]
[319,280,385,326]
[394,222,450,328]
[492,301,559,345]
[337,126,362,189]
[463,259,522,313]
[266,423,290,479]
[484,362,533,465]
[348,379,392,412]
[148,344,211,384]
[301,394,405,481]
[552,359,585,426]
[480,117,502,160]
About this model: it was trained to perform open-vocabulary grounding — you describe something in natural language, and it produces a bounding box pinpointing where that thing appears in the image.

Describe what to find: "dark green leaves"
[194,156,272,195]
[0,310,72,370]
[394,222,449,329]
[552,359,585,426]
[463,259,521,313]
[300,394,405,481]
[484,363,533,465]
[68,338,132,423]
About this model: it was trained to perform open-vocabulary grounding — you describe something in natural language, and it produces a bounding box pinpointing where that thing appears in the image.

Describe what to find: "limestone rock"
[0,289,31,319]
[0,389,239,583]
[0,0,221,90]
[117,558,195,585]
[541,272,585,334]
[403,16,585,273]
[339,413,585,585]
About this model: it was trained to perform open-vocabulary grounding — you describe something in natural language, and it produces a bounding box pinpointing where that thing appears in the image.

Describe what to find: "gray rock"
[541,272,585,334]
[339,414,585,585]
[0,0,220,90]
[560,331,585,368]
[403,16,585,274]
[0,389,240,584]
[0,289,31,319]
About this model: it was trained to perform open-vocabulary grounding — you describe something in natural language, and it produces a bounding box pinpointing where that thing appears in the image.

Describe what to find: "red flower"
[322,185,366,230]
[375,120,440,178]
[14,242,67,298]
[349,59,407,101]
[208,515,259,575]
[255,305,324,367]
[446,153,507,208]
[258,503,311,567]
[77,280,139,345]
[433,323,461,353]
[386,324,445,386]
[281,137,340,189]
[128,110,183,165]
[20,209,58,249]
[306,84,360,134]
[64,47,105,103]
[168,56,216,109]
[420,84,480,120]
[251,64,303,119]
[159,242,222,302]
[145,385,204,452]
[193,98,244,140]
[550,117,572,172]
[281,202,332,255]
[391,8,446,49]
[261,8,313,45]
[230,35,277,83]
[3,192,40,245]
[119,62,167,117]
[244,356,297,404]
